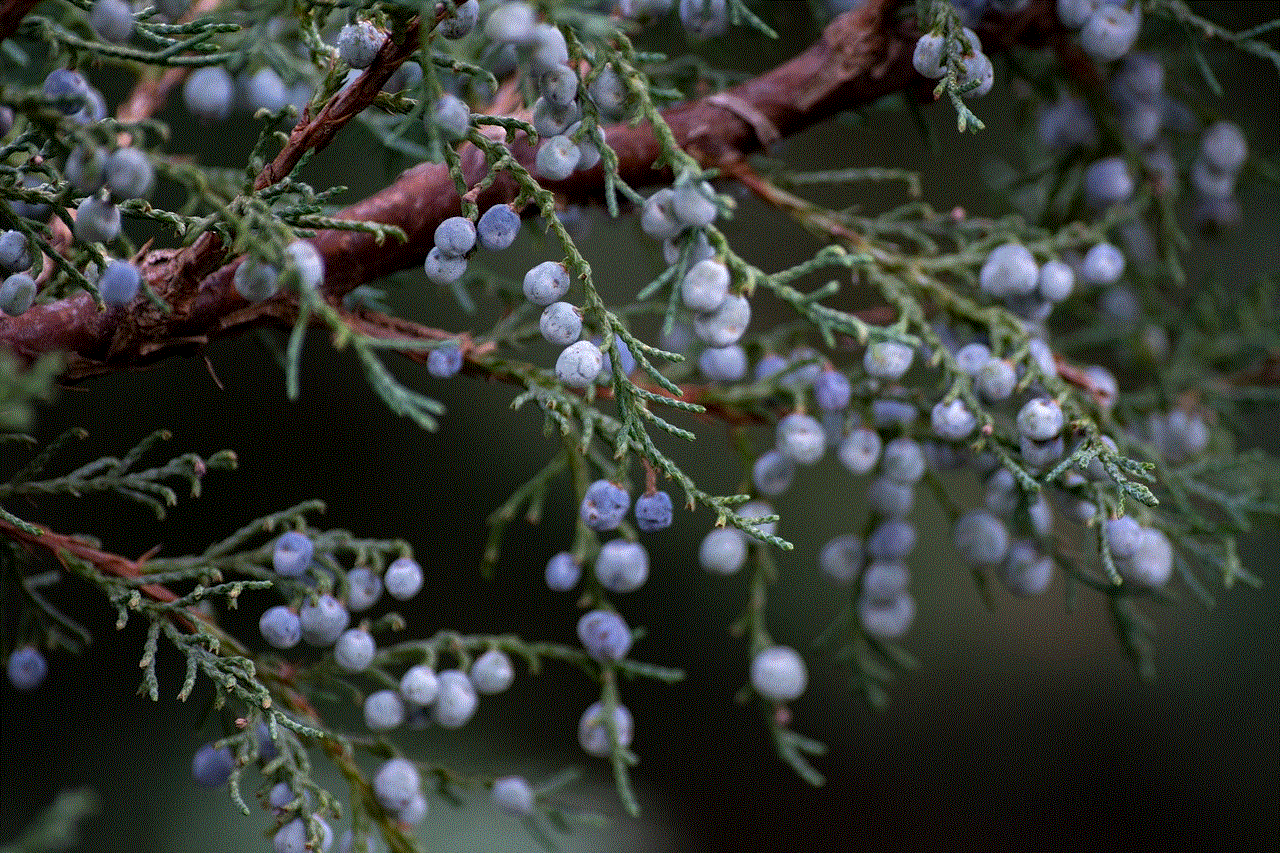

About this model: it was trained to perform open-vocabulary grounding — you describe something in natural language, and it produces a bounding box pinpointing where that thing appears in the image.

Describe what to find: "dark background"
[2,2,1278,851]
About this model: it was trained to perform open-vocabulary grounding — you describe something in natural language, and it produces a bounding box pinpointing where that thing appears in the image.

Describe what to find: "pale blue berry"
[384,556,423,600]
[681,259,729,312]
[699,527,747,575]
[335,628,376,672]
[530,23,568,73]
[594,539,648,592]
[955,342,991,377]
[640,189,682,240]
[399,794,428,825]
[400,665,439,706]
[588,65,628,115]
[0,274,36,316]
[470,649,514,694]
[484,2,536,44]
[432,669,478,728]
[531,96,577,137]
[100,259,141,306]
[192,742,235,787]
[427,345,463,378]
[300,595,349,647]
[1080,5,1139,62]
[818,535,863,585]
[868,520,916,562]
[243,67,288,113]
[881,437,925,483]
[544,552,581,591]
[577,610,632,661]
[1081,242,1124,285]
[750,646,807,703]
[634,491,673,531]
[492,776,535,817]
[959,51,994,98]
[1201,121,1247,174]
[931,398,977,441]
[580,480,630,531]
[864,340,913,380]
[578,701,633,757]
[752,450,796,497]
[861,561,909,602]
[912,32,946,78]
[1038,260,1075,302]
[234,259,279,302]
[523,261,570,305]
[477,204,520,251]
[1017,397,1065,441]
[1105,515,1143,559]
[814,368,851,411]
[838,427,882,475]
[373,757,421,813]
[954,510,1010,566]
[1084,156,1133,208]
[1117,527,1172,586]
[981,244,1038,297]
[338,21,384,69]
[345,567,382,612]
[556,340,603,388]
[183,66,234,122]
[698,345,747,382]
[867,475,914,519]
[424,247,467,284]
[672,180,717,228]
[429,94,470,141]
[284,241,324,292]
[438,0,479,39]
[536,135,580,181]
[0,231,33,273]
[679,0,728,39]
[6,646,47,690]
[365,689,406,731]
[738,500,777,541]
[105,148,153,200]
[539,64,579,108]
[776,413,825,465]
[259,605,302,649]
[1001,541,1054,595]
[858,592,915,638]
[434,217,476,257]
[273,531,313,577]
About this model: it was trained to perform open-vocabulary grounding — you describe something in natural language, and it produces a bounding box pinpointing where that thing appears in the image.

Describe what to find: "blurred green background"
[2,2,1278,851]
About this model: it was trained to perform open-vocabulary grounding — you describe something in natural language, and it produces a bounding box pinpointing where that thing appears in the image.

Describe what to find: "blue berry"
[105,148,153,200]
[577,610,632,661]
[399,794,428,825]
[980,243,1038,297]
[43,69,92,115]
[588,65,628,115]
[1038,260,1075,302]
[578,701,633,757]
[234,259,279,302]
[335,628,376,672]
[864,340,913,381]
[242,67,288,113]
[6,646,47,690]
[384,556,423,600]
[681,259,729,312]
[737,500,777,541]
[74,197,120,244]
[183,66,234,122]
[913,32,946,78]
[345,567,382,611]
[274,818,333,853]
[858,592,915,638]
[634,491,673,531]
[400,664,439,705]
[750,646,807,703]
[484,2,537,44]
[373,757,421,813]
[594,539,648,592]
[1057,0,1103,28]
[432,669,478,728]
[1000,541,1054,596]
[861,561,909,601]
[1201,121,1247,174]
[299,595,349,646]
[640,189,682,240]
[814,368,852,411]
[698,527,747,575]
[284,241,324,292]
[383,60,423,94]
[776,413,825,465]
[424,247,467,284]
[752,449,796,497]
[539,64,579,108]
[523,261,571,306]
[492,776,535,817]
[954,510,1010,566]
[429,94,471,141]
[530,23,569,73]
[555,340,603,388]
[754,352,787,383]
[259,605,302,649]
[1116,527,1172,587]
[544,552,581,591]
[1016,397,1065,441]
[580,480,630,531]
[1081,242,1125,285]
[698,345,747,382]
[598,338,636,380]
[100,259,141,306]
[819,535,863,585]
[672,180,717,228]
[867,520,916,561]
[955,342,991,377]
[693,294,750,348]
[438,0,479,39]
[931,398,977,441]
[427,345,464,378]
[881,437,925,483]
[364,689,406,731]
[539,302,582,345]
[470,649,514,694]
[0,230,33,273]
[476,204,520,251]
[867,475,915,519]
[1084,156,1133,209]
[531,97,577,137]
[338,21,384,69]
[273,531,313,577]
[838,427,883,475]
[191,742,235,787]
[1105,515,1143,559]
[679,0,727,39]
[1037,97,1097,150]
[434,217,476,257]
[780,347,822,390]
[1080,5,1139,62]
[536,135,581,181]
[0,274,36,316]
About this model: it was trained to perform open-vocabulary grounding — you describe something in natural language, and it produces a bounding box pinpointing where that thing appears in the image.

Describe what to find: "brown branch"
[0,0,1062,381]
